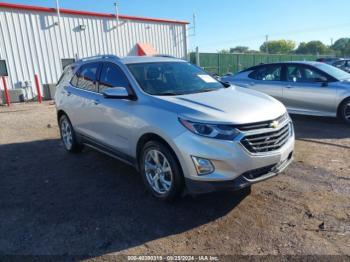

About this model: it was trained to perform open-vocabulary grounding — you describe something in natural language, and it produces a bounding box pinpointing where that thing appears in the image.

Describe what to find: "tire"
[139,141,184,201]
[338,98,350,124]
[59,115,83,153]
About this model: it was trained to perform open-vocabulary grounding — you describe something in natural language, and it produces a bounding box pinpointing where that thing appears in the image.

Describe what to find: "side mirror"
[102,87,130,99]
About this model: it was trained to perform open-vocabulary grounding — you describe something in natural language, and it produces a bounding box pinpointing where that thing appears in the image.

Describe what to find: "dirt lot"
[0,102,349,257]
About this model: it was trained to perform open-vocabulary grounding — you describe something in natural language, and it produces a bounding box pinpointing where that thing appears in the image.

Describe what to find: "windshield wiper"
[156,92,182,96]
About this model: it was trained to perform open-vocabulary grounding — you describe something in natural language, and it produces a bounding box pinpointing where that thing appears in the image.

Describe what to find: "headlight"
[179,118,240,140]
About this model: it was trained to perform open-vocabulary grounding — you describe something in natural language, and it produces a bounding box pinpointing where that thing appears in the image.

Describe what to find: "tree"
[259,40,296,54]
[295,41,332,55]
[229,46,249,53]
[217,49,230,54]
[331,38,350,56]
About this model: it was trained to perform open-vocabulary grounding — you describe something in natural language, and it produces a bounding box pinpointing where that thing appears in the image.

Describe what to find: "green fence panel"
[190,52,321,75]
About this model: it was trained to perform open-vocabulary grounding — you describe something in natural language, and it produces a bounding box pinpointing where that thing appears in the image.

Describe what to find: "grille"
[241,122,291,153]
[236,113,289,132]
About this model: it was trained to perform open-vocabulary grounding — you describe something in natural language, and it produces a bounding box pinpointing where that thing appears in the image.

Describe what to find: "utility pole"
[331,38,334,46]
[265,35,269,54]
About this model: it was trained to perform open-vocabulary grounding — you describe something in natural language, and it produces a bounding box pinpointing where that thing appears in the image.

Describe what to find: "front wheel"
[339,98,350,124]
[140,141,184,201]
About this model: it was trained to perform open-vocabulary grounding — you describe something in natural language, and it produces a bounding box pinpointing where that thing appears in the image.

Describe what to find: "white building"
[0,2,189,101]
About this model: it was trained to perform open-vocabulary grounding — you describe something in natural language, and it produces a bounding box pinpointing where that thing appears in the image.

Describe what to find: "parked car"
[316,57,343,65]
[332,59,350,73]
[221,61,350,124]
[55,55,294,201]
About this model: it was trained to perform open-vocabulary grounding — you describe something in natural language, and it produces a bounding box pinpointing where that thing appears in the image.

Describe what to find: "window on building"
[98,63,130,93]
[0,60,8,76]
[61,58,76,70]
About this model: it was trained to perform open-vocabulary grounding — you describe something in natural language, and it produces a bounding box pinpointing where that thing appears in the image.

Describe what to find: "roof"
[0,2,189,25]
[121,56,185,64]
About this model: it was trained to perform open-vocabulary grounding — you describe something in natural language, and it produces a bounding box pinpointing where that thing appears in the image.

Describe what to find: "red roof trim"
[0,2,190,25]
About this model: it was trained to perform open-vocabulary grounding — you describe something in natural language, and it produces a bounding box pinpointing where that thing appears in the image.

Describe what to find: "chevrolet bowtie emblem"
[270,120,279,129]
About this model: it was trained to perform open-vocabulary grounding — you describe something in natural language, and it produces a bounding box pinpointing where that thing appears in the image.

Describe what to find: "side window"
[58,66,74,85]
[287,65,328,83]
[249,65,282,81]
[333,60,346,68]
[98,63,129,93]
[72,63,99,92]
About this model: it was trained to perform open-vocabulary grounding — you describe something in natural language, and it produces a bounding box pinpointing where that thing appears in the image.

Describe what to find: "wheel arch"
[57,109,68,122]
[337,96,350,117]
[136,133,183,174]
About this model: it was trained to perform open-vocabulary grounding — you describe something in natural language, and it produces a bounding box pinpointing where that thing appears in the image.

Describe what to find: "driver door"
[282,64,337,115]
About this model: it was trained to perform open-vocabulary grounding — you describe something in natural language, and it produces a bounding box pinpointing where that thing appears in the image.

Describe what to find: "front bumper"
[185,151,293,194]
[172,121,295,194]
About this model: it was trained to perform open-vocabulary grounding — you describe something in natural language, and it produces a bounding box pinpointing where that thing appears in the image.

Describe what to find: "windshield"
[314,63,350,81]
[127,62,224,96]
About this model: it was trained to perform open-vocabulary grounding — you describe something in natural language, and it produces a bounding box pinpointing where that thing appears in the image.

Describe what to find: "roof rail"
[77,54,120,62]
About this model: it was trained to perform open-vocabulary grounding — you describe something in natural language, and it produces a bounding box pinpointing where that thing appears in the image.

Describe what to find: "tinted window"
[72,63,99,92]
[58,66,74,85]
[249,65,282,81]
[287,65,328,83]
[99,63,129,93]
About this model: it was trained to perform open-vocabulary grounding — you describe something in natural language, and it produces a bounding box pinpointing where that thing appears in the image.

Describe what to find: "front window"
[314,63,350,81]
[127,62,224,96]
[287,65,328,83]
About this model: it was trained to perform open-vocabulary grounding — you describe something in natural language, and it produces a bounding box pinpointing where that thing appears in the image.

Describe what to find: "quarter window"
[72,63,99,92]
[250,65,282,81]
[99,63,129,93]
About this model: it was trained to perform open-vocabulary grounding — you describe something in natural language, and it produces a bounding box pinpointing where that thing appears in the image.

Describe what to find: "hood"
[152,86,286,125]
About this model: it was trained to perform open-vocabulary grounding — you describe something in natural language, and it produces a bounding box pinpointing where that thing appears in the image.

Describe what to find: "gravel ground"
[0,102,349,257]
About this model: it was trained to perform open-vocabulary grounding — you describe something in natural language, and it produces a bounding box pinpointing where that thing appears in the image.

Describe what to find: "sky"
[3,0,350,52]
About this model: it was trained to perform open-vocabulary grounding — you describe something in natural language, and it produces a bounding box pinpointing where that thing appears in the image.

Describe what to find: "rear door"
[244,64,284,101]
[68,62,102,138]
[282,64,337,115]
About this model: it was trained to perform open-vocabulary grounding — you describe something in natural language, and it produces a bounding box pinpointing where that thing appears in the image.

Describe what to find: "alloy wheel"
[61,118,73,150]
[144,149,173,195]
[345,102,350,121]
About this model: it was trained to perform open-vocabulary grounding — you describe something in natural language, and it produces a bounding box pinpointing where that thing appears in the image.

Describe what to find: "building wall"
[0,7,188,96]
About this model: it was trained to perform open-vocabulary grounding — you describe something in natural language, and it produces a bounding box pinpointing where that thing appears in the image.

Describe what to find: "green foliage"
[260,40,296,54]
[295,41,332,55]
[331,38,350,56]
[229,46,249,53]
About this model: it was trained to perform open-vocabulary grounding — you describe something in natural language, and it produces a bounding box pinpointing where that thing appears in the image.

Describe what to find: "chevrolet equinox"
[55,55,295,201]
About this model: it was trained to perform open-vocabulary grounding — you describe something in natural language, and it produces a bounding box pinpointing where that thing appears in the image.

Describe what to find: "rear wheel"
[339,98,350,124]
[59,115,82,153]
[140,141,184,201]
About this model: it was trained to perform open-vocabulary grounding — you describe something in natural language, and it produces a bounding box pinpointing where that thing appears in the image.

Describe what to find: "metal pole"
[2,76,10,107]
[55,0,60,25]
[195,46,200,67]
[114,2,120,27]
[265,35,269,54]
[34,74,42,103]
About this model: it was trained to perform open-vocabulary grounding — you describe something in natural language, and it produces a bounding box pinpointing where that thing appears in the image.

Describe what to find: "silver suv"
[55,55,294,201]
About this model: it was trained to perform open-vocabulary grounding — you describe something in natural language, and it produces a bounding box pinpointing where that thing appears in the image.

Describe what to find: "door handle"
[61,90,72,96]
[92,99,100,105]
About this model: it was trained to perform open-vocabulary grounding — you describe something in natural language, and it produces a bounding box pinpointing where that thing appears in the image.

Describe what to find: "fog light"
[192,156,215,175]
